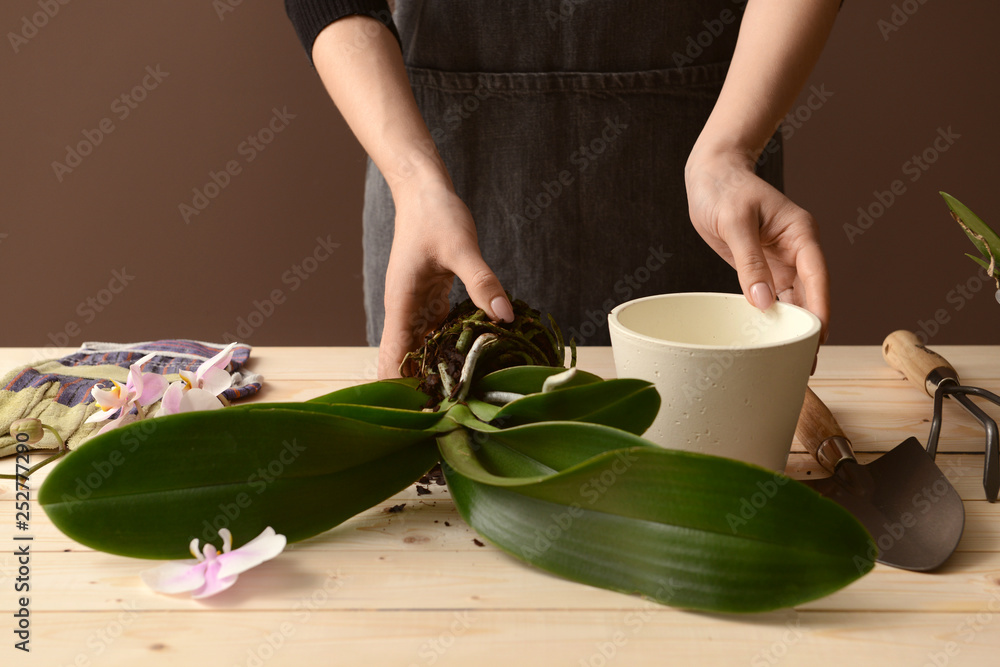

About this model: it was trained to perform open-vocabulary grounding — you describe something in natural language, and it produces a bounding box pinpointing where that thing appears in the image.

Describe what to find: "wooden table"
[2,346,999,666]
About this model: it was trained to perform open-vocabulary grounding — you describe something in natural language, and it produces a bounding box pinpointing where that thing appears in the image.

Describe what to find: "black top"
[284,0,401,61]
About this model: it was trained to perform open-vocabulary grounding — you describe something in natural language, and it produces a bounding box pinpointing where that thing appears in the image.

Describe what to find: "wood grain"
[20,610,1000,667]
[1,345,998,665]
[883,330,962,396]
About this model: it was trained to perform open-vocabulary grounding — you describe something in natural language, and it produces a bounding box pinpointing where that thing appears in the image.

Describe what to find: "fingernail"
[491,296,515,323]
[750,282,774,310]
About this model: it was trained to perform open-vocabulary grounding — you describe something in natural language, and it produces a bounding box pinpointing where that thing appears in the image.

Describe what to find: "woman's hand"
[378,179,513,378]
[685,148,830,342]
[683,0,841,343]
[309,16,512,378]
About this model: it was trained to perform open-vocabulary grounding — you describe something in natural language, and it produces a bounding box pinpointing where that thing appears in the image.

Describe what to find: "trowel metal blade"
[802,438,965,571]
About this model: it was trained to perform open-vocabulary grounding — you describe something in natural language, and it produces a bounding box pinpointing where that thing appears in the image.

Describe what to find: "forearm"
[311,16,451,196]
[689,0,840,164]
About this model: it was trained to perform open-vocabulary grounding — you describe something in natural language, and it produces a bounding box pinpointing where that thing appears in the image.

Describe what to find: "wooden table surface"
[2,345,999,666]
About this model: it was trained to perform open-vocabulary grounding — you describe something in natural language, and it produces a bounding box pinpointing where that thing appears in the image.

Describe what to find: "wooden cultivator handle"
[882,330,961,396]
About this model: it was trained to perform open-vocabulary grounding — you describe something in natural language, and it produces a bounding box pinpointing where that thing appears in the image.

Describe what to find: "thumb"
[451,253,514,323]
[726,220,775,312]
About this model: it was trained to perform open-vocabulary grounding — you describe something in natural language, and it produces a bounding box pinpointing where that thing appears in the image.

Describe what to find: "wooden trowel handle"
[795,387,856,474]
[882,330,961,397]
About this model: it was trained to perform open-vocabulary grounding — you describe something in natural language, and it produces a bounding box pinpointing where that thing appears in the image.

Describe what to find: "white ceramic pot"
[608,293,821,471]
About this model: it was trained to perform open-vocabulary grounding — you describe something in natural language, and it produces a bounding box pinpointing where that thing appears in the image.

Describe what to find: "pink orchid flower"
[85,352,168,435]
[156,343,238,417]
[141,527,286,599]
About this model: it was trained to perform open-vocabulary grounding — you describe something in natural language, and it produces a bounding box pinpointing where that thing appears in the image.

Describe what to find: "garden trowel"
[795,387,964,571]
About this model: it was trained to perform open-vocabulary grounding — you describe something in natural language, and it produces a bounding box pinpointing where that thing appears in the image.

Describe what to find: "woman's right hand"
[378,179,513,379]
[308,16,512,377]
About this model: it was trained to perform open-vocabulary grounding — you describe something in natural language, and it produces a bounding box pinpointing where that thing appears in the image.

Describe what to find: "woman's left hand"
[685,148,830,343]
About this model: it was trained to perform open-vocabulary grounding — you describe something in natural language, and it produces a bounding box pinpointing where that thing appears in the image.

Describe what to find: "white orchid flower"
[140,527,286,599]
[156,343,238,417]
[85,353,168,435]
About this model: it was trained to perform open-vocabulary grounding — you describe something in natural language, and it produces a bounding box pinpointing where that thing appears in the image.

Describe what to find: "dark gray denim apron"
[363,0,782,346]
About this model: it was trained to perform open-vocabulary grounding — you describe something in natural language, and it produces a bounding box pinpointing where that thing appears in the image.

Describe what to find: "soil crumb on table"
[419,465,447,486]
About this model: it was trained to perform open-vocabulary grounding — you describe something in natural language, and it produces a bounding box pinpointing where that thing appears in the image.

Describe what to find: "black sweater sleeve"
[284,0,401,63]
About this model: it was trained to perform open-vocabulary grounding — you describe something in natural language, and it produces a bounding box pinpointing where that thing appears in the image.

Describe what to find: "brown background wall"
[2,1,997,354]
[783,0,999,347]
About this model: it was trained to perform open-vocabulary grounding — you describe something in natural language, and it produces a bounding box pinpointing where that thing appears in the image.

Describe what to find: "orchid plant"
[39,300,875,614]
[941,192,1000,303]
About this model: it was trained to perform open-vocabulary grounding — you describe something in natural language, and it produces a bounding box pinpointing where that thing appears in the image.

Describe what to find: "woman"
[285,0,837,377]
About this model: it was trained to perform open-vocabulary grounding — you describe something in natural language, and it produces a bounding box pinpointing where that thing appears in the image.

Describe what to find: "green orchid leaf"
[438,422,652,483]
[438,427,873,614]
[308,378,432,411]
[489,379,660,434]
[966,253,994,274]
[941,192,1000,278]
[39,405,440,559]
[474,366,602,396]
[250,401,447,431]
[464,397,503,422]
